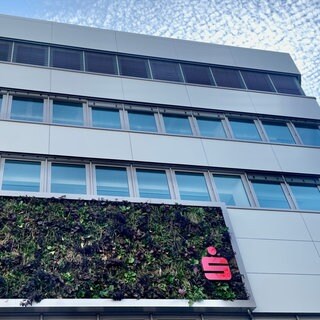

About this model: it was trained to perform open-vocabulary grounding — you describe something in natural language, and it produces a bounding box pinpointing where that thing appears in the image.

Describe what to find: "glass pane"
[197,117,226,138]
[252,182,290,209]
[0,40,12,61]
[96,166,129,196]
[262,121,295,144]
[2,160,41,192]
[51,163,86,194]
[211,67,245,89]
[163,114,193,135]
[128,111,157,132]
[118,56,150,78]
[150,60,183,82]
[241,71,275,92]
[213,175,250,206]
[53,101,83,126]
[176,172,210,201]
[92,107,121,129]
[181,64,214,85]
[51,47,83,71]
[295,124,320,146]
[290,184,320,211]
[13,42,48,66]
[136,169,170,199]
[11,97,43,122]
[229,118,262,141]
[269,74,303,95]
[85,51,117,75]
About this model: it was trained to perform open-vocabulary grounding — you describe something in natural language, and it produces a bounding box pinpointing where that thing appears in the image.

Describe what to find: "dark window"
[150,60,183,82]
[289,184,320,211]
[52,101,83,126]
[0,40,12,61]
[241,71,275,92]
[51,47,83,71]
[181,64,214,85]
[211,67,245,89]
[197,117,226,138]
[91,107,121,129]
[163,114,193,135]
[85,51,117,75]
[295,124,320,146]
[118,56,150,78]
[229,118,262,141]
[13,42,48,66]
[262,121,295,144]
[269,74,303,95]
[128,111,157,132]
[11,97,44,122]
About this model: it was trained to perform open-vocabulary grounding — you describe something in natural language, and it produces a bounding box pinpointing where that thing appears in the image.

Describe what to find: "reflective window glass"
[52,101,83,126]
[213,175,250,206]
[229,118,262,141]
[51,163,86,194]
[128,111,157,132]
[181,64,214,85]
[197,117,226,138]
[295,124,320,146]
[2,160,41,192]
[269,74,303,95]
[85,51,117,75]
[262,121,295,144]
[163,114,193,135]
[252,182,290,209]
[176,172,210,201]
[136,169,170,199]
[211,67,245,89]
[118,56,150,78]
[51,47,83,71]
[92,107,121,129]
[0,40,12,61]
[150,60,183,82]
[289,184,320,211]
[96,166,129,196]
[241,71,275,92]
[11,97,43,122]
[13,42,48,66]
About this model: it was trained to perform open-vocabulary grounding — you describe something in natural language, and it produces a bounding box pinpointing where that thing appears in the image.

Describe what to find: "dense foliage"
[0,196,248,304]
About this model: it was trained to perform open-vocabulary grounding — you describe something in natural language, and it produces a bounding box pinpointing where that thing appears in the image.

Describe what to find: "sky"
[0,0,319,102]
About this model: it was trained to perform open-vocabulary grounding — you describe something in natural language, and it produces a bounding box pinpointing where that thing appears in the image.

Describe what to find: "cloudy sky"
[0,0,319,101]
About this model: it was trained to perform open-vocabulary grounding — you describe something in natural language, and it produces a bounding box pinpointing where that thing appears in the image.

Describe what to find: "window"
[52,101,84,126]
[96,166,129,196]
[181,64,214,85]
[262,121,295,144]
[163,114,193,135]
[196,117,226,138]
[51,163,86,194]
[212,175,250,206]
[13,42,48,66]
[85,51,117,75]
[289,184,320,211]
[128,111,157,132]
[251,181,290,209]
[150,60,183,82]
[136,169,170,199]
[10,97,44,122]
[51,47,83,71]
[175,172,210,201]
[269,74,303,95]
[211,67,245,89]
[118,56,150,78]
[241,71,275,92]
[2,160,41,192]
[91,107,121,129]
[0,40,12,61]
[229,118,262,141]
[294,124,320,146]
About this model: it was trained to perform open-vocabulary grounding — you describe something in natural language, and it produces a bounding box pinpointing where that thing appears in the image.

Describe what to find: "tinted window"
[262,121,295,144]
[295,124,320,146]
[181,64,214,85]
[85,51,117,75]
[118,56,150,78]
[269,74,303,95]
[197,117,226,138]
[163,114,193,135]
[289,184,320,211]
[229,118,262,141]
[0,40,12,61]
[91,107,121,129]
[150,60,183,82]
[13,42,48,66]
[128,111,157,132]
[241,71,275,92]
[51,47,83,71]
[11,97,43,122]
[211,67,245,89]
[52,101,83,126]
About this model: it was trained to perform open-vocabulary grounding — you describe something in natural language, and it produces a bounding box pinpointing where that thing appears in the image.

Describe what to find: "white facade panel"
[302,213,320,242]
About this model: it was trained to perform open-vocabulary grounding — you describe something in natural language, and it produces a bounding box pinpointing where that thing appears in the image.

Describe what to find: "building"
[0,13,320,320]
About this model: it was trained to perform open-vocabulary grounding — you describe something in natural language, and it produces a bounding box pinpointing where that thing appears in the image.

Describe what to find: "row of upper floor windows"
[1,93,319,147]
[0,38,304,96]
[0,156,319,211]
